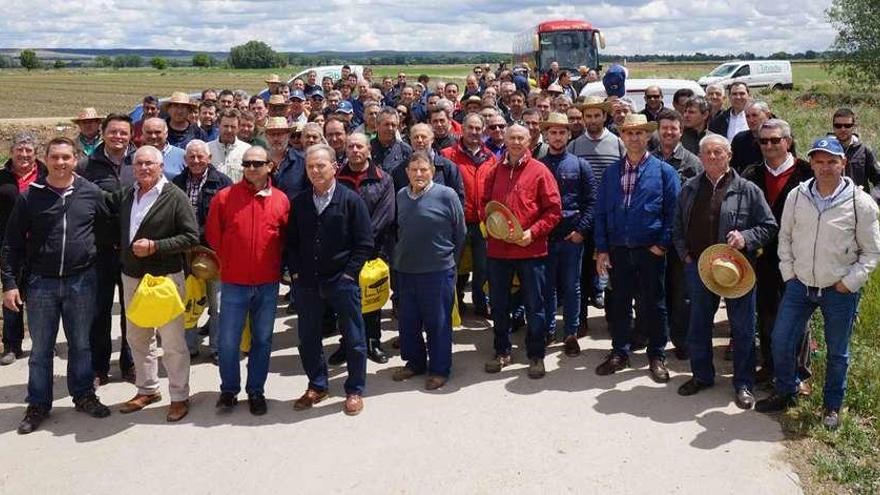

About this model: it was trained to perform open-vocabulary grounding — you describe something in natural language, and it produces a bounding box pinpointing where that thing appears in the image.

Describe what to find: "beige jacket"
[208,138,251,183]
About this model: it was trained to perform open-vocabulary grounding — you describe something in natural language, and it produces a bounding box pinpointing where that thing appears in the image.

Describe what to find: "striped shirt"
[567,128,626,182]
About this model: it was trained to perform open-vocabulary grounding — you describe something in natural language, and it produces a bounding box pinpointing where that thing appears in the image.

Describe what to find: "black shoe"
[755,393,797,413]
[735,388,755,410]
[215,392,238,411]
[367,339,389,364]
[677,378,713,396]
[74,394,111,418]
[595,353,629,376]
[592,293,605,309]
[248,393,268,416]
[649,358,670,383]
[327,344,347,365]
[18,404,49,435]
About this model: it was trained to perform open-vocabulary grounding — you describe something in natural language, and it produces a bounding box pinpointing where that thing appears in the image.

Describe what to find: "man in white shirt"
[208,109,251,182]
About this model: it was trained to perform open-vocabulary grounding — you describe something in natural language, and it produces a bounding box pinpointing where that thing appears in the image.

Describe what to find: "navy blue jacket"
[539,151,596,239]
[1,176,107,290]
[171,166,232,244]
[337,162,396,259]
[595,153,680,251]
[166,120,205,149]
[78,143,136,250]
[371,138,412,174]
[273,148,309,201]
[391,152,465,205]
[286,183,373,288]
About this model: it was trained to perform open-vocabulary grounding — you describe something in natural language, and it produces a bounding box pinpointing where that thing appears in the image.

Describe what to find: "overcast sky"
[0,0,836,55]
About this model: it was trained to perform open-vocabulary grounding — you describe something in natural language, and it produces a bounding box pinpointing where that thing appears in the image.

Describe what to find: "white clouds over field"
[0,0,836,55]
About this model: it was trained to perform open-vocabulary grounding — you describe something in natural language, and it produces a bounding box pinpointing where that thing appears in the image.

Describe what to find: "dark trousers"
[459,223,488,310]
[398,269,455,377]
[608,246,668,359]
[755,254,811,379]
[487,257,547,360]
[295,278,367,395]
[89,250,132,375]
[666,253,690,349]
[2,305,24,353]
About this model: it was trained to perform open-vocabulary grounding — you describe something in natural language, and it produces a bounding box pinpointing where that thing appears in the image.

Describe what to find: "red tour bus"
[513,19,606,75]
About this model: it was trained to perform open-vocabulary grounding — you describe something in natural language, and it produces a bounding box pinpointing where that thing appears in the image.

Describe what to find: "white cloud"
[0,0,837,55]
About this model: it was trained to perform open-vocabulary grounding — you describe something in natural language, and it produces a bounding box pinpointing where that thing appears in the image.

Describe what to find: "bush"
[228,40,283,69]
[19,49,39,71]
[150,57,168,70]
[192,53,215,67]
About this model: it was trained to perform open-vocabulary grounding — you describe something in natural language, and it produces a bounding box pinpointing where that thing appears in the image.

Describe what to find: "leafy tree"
[150,57,168,70]
[19,49,39,71]
[192,53,215,67]
[826,0,880,88]
[112,55,143,68]
[53,59,66,69]
[229,40,282,69]
[94,55,113,67]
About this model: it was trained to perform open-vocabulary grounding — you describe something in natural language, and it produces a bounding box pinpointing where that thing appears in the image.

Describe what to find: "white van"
[698,60,792,90]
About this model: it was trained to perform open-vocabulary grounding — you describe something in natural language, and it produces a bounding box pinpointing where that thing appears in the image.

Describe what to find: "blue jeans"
[217,282,279,395]
[544,239,584,337]
[465,223,488,310]
[608,246,668,359]
[685,262,756,390]
[398,269,455,377]
[25,269,97,409]
[295,278,367,395]
[487,257,547,360]
[185,279,220,353]
[772,278,860,410]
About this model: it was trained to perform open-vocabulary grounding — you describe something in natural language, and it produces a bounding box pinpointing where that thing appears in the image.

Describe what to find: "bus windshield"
[538,30,596,72]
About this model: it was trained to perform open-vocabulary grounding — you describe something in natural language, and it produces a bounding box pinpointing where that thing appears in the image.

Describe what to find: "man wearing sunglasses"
[640,86,664,123]
[831,108,879,196]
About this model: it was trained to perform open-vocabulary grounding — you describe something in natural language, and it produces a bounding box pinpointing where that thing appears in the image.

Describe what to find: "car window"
[733,65,751,77]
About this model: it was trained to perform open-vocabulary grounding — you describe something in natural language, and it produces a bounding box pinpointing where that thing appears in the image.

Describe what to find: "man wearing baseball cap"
[756,137,880,430]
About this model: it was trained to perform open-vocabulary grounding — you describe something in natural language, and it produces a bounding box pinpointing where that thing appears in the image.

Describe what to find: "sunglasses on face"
[833,122,855,129]
[758,137,784,145]
[488,124,506,130]
[241,160,269,168]
[645,94,662,99]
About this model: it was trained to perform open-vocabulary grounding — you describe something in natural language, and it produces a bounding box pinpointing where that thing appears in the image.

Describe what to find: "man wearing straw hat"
[538,113,595,356]
[594,113,679,382]
[480,124,561,379]
[673,134,777,409]
[163,91,205,149]
[757,137,880,430]
[72,107,104,159]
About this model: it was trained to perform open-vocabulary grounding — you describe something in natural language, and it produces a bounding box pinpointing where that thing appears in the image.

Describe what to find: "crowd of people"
[1,62,878,436]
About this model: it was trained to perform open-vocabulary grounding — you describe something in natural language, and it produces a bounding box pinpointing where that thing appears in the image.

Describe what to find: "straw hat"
[265,74,283,85]
[71,107,104,123]
[190,246,220,281]
[264,116,293,132]
[547,83,564,95]
[575,96,612,113]
[161,91,198,112]
[540,112,571,130]
[485,201,523,243]
[267,94,290,107]
[698,244,756,299]
[618,113,658,133]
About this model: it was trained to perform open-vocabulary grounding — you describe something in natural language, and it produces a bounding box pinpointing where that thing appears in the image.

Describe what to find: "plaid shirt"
[620,153,649,208]
[186,171,208,213]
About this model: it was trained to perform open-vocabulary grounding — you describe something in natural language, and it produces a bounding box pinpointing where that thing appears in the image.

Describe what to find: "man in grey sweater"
[392,152,466,390]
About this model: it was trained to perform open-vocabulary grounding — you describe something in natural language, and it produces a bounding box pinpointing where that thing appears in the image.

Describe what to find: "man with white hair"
[116,145,199,423]
[208,108,251,181]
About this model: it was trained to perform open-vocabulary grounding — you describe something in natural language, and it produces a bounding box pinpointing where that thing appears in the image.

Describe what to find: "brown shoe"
[563,335,581,357]
[293,388,328,411]
[166,400,189,422]
[343,394,364,416]
[392,367,420,382]
[425,375,447,390]
[595,353,629,376]
[119,393,162,414]
[649,357,670,383]
[798,380,812,397]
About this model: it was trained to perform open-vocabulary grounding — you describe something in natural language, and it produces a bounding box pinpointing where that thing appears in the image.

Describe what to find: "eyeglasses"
[488,124,506,130]
[833,122,855,129]
[758,137,784,145]
[241,160,269,168]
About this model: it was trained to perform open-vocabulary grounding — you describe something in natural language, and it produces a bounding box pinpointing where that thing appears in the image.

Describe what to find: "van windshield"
[708,64,738,77]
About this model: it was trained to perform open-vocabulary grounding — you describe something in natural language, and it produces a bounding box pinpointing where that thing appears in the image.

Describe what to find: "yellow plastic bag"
[128,274,185,328]
[240,315,252,353]
[183,275,207,329]
[452,291,461,328]
[360,258,390,313]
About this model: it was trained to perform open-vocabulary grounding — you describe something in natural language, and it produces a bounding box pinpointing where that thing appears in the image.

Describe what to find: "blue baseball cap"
[334,101,354,114]
[289,89,306,101]
[307,89,325,100]
[603,64,627,98]
[807,137,846,158]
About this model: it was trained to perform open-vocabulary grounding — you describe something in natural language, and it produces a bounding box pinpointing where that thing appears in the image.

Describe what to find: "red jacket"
[442,140,497,224]
[205,180,290,285]
[480,151,561,259]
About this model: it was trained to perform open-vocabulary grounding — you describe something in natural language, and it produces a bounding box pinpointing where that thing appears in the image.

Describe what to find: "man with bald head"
[481,124,562,379]
[116,145,199,423]
[141,117,186,179]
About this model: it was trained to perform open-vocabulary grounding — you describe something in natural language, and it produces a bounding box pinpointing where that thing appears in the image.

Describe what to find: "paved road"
[0,303,801,494]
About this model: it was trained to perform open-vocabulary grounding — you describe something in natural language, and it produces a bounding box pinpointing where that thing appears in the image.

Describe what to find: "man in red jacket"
[480,124,562,379]
[442,113,497,316]
[205,146,290,416]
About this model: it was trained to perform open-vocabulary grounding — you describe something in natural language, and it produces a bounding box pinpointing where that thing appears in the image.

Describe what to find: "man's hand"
[596,252,611,278]
[514,229,533,247]
[132,238,155,258]
[726,230,745,250]
[564,231,584,244]
[648,245,666,257]
[3,289,22,312]
[833,281,851,294]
